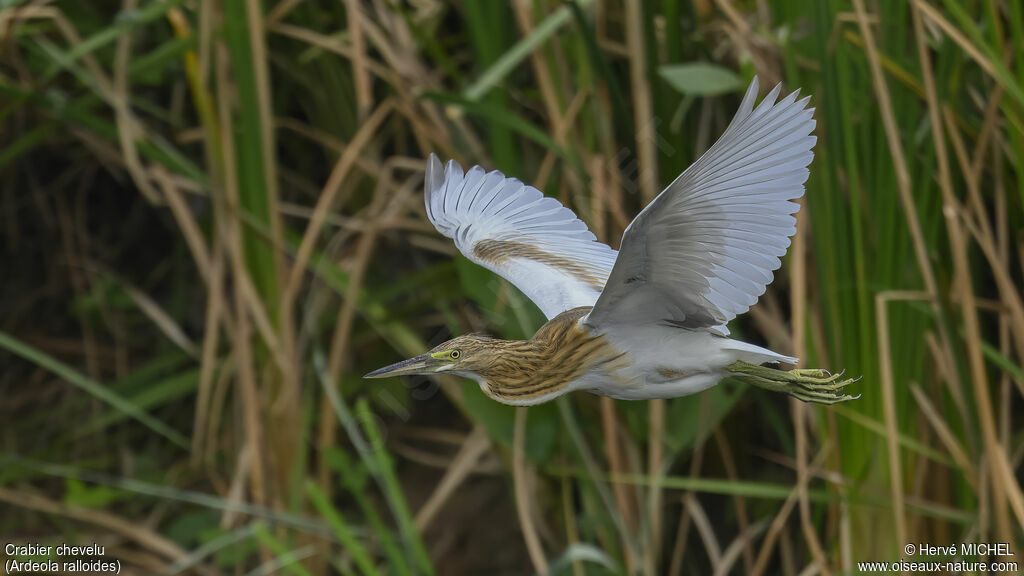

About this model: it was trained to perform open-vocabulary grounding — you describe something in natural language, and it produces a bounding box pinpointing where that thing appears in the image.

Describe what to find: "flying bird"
[367,77,859,406]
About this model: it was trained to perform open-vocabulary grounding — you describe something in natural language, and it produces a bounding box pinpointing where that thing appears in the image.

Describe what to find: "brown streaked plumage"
[367,79,861,406]
[473,239,606,291]
[426,307,629,404]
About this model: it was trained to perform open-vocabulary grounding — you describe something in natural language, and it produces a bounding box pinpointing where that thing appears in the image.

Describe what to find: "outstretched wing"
[424,154,618,320]
[587,77,817,334]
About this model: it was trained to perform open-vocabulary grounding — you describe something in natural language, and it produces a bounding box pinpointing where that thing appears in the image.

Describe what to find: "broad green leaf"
[165,510,221,548]
[461,382,560,463]
[659,63,742,97]
[63,478,126,508]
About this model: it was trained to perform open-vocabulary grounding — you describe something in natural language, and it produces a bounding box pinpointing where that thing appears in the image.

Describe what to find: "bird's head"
[364,334,500,381]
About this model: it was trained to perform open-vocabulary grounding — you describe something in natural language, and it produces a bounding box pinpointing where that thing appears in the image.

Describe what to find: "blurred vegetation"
[1,0,1023,574]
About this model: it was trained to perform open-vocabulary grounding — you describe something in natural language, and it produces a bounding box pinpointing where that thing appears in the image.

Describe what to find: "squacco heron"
[367,78,859,406]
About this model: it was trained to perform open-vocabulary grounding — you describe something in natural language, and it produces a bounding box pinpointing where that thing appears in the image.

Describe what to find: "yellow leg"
[726,361,861,404]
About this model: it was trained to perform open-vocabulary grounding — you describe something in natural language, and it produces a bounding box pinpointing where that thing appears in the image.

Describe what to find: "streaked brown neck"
[478,307,623,404]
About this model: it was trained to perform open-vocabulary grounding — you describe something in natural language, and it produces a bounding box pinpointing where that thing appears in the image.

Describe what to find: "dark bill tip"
[363,353,434,379]
[363,366,392,379]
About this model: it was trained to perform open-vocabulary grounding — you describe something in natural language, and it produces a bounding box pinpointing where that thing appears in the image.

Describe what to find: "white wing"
[424,154,618,319]
[587,77,816,334]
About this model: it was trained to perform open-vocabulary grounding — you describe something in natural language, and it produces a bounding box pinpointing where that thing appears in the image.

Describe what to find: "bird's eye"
[450,349,461,359]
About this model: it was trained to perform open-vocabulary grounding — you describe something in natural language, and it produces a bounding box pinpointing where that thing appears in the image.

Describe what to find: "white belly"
[576,322,792,400]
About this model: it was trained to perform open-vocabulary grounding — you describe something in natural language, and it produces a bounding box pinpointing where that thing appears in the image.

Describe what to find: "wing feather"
[424,155,618,319]
[588,77,817,333]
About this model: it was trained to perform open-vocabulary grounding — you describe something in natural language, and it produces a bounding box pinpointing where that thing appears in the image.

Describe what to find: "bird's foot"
[726,361,861,405]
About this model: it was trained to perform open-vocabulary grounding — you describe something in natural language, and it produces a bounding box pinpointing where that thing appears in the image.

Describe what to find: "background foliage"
[1,0,1022,574]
